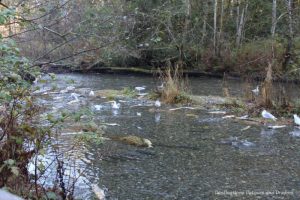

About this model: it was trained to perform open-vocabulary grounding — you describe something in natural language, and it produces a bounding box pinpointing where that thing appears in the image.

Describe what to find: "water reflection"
[260,128,275,137]
[257,128,280,156]
[155,113,161,123]
[289,128,300,137]
[112,109,120,116]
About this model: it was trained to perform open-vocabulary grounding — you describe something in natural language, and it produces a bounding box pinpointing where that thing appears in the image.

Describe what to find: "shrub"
[233,39,284,77]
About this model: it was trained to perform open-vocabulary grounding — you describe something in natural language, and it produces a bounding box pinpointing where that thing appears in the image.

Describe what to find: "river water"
[34,73,300,199]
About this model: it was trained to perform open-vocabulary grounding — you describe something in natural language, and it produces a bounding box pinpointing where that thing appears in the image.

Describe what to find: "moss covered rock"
[112,135,152,148]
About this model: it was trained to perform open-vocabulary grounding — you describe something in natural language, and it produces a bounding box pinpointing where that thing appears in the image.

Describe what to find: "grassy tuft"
[148,90,161,100]
[157,65,191,104]
[220,98,246,113]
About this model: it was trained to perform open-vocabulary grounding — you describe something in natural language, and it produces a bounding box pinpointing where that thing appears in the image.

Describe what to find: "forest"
[1,0,300,199]
[1,0,299,77]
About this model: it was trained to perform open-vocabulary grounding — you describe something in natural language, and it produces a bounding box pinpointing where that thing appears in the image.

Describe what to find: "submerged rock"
[218,136,238,145]
[232,139,255,149]
[111,135,152,148]
[190,95,226,106]
[105,149,155,161]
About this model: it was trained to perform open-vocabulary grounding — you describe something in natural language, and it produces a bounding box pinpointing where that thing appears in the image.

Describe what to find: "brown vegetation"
[156,65,191,104]
[261,62,274,108]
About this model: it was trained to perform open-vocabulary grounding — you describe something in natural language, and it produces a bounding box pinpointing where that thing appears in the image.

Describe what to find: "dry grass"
[222,73,230,97]
[242,77,255,101]
[157,64,191,104]
[261,62,273,108]
[242,61,295,116]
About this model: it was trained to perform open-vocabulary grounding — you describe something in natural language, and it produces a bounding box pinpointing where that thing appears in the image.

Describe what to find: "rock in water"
[117,135,152,148]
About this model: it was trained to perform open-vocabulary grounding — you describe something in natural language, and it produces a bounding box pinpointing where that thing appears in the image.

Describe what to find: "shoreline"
[40,65,300,83]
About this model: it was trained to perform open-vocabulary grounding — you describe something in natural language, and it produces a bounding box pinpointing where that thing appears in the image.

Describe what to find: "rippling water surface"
[35,73,300,199]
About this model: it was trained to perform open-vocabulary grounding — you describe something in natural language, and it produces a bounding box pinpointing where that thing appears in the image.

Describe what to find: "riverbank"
[40,64,300,83]
[41,64,226,78]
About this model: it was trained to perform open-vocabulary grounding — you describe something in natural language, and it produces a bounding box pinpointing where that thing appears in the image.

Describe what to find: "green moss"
[95,89,121,99]
[220,98,246,113]
[122,87,137,97]
[173,93,192,104]
[107,95,115,101]
[112,135,152,147]
[75,132,104,145]
[82,121,99,132]
[148,91,161,100]
[148,90,190,104]
[66,79,76,84]
[189,95,226,106]
[93,88,141,100]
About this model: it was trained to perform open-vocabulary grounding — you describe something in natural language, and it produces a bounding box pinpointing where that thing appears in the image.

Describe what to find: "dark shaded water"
[34,73,300,199]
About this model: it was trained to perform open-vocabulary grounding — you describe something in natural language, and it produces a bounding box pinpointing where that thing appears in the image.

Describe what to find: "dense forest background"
[1,0,300,78]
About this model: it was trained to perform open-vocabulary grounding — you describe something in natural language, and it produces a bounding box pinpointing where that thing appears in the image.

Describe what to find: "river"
[33,73,300,199]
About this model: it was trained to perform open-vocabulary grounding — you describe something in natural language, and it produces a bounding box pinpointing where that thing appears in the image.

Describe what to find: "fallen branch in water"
[169,107,197,111]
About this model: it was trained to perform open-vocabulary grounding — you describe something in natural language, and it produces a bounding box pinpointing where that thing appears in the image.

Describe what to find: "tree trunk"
[271,0,277,37]
[180,0,191,67]
[217,0,224,57]
[271,0,277,62]
[241,2,248,43]
[283,0,293,70]
[236,2,248,47]
[236,0,240,35]
[230,0,234,16]
[201,0,209,45]
[182,0,191,43]
[213,0,218,55]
